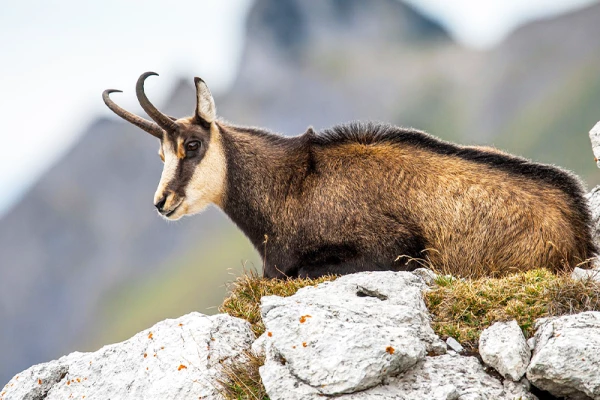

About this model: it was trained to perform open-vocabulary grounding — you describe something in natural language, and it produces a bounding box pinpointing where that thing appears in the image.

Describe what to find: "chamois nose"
[154,195,168,212]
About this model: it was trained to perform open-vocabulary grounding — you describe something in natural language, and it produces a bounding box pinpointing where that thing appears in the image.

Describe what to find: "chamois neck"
[217,122,309,249]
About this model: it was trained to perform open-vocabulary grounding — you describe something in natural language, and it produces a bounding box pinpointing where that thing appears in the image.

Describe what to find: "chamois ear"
[194,77,216,124]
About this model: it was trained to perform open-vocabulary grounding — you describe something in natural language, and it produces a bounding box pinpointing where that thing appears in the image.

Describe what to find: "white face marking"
[154,123,226,220]
[182,123,226,215]
[154,137,179,207]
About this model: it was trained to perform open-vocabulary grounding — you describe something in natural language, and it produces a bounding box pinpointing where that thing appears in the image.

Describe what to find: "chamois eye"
[186,141,201,152]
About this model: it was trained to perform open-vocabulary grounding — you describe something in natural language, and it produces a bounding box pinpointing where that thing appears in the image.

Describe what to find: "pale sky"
[0,0,597,215]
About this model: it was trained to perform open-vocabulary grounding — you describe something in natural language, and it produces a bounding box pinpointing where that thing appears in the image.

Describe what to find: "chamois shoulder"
[313,121,588,199]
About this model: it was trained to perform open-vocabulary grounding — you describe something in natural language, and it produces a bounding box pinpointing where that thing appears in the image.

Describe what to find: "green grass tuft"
[425,268,600,348]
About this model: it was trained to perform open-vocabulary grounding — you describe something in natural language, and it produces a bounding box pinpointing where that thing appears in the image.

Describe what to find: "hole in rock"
[356,287,388,301]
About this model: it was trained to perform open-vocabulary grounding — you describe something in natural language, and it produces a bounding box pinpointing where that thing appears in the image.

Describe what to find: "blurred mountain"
[2,0,600,385]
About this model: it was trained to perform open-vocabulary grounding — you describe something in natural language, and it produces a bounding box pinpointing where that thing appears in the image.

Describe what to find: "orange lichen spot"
[267,332,272,337]
[178,323,183,327]
[178,364,187,371]
[84,378,87,381]
[154,353,157,357]
[386,346,395,355]
[15,376,18,380]
[146,367,148,371]
[143,353,147,358]
[67,380,71,385]
[148,332,153,339]
[292,346,296,349]
[76,378,81,383]
[302,342,307,347]
[161,346,165,350]
[210,337,215,341]
[299,315,312,323]
[38,379,42,385]
[83,396,85,399]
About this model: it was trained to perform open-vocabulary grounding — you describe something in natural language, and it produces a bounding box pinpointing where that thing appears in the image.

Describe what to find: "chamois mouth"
[162,201,183,218]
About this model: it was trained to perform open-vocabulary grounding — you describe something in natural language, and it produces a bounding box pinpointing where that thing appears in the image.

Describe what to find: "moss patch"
[425,268,600,349]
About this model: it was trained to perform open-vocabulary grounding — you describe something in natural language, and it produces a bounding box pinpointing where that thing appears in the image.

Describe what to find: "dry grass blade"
[217,351,268,400]
[548,274,600,316]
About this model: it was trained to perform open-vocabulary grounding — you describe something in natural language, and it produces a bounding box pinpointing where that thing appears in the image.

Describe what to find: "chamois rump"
[103,72,596,279]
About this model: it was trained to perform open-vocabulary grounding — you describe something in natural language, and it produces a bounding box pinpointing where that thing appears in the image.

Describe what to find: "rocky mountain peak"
[245,0,450,60]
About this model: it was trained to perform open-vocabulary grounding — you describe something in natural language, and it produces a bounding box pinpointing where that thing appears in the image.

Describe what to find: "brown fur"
[215,122,596,278]
[104,75,596,279]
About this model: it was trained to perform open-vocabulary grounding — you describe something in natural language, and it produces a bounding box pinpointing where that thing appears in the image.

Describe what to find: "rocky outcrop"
[0,313,254,400]
[258,271,533,400]
[259,272,445,396]
[261,351,535,400]
[479,320,531,381]
[6,271,600,400]
[527,312,600,399]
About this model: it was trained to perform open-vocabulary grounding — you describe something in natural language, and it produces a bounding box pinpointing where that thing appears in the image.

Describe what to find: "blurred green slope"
[497,64,600,187]
[87,227,259,349]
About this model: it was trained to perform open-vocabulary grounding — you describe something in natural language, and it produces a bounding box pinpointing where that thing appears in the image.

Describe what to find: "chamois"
[103,72,596,278]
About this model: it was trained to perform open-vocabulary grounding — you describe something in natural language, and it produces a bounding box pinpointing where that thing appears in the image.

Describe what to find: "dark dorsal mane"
[315,121,588,202]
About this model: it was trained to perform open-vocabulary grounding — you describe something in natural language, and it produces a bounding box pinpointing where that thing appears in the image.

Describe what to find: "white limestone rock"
[259,271,446,396]
[412,267,437,285]
[261,352,534,400]
[589,121,600,169]
[503,378,538,400]
[527,312,600,399]
[479,320,530,381]
[527,337,536,352]
[571,266,600,282]
[1,313,254,400]
[586,186,600,248]
[446,337,464,353]
[251,332,267,358]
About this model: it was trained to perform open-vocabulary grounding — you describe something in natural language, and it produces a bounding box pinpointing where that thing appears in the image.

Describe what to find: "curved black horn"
[102,89,163,139]
[135,72,178,132]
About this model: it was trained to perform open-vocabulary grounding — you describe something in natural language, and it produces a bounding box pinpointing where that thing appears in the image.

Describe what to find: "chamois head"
[103,72,226,220]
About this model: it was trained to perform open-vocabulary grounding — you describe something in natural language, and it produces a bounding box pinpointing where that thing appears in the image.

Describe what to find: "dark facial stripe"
[165,143,207,197]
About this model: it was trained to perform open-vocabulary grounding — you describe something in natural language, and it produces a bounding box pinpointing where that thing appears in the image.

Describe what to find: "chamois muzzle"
[136,72,179,133]
[102,89,164,139]
[154,190,182,218]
